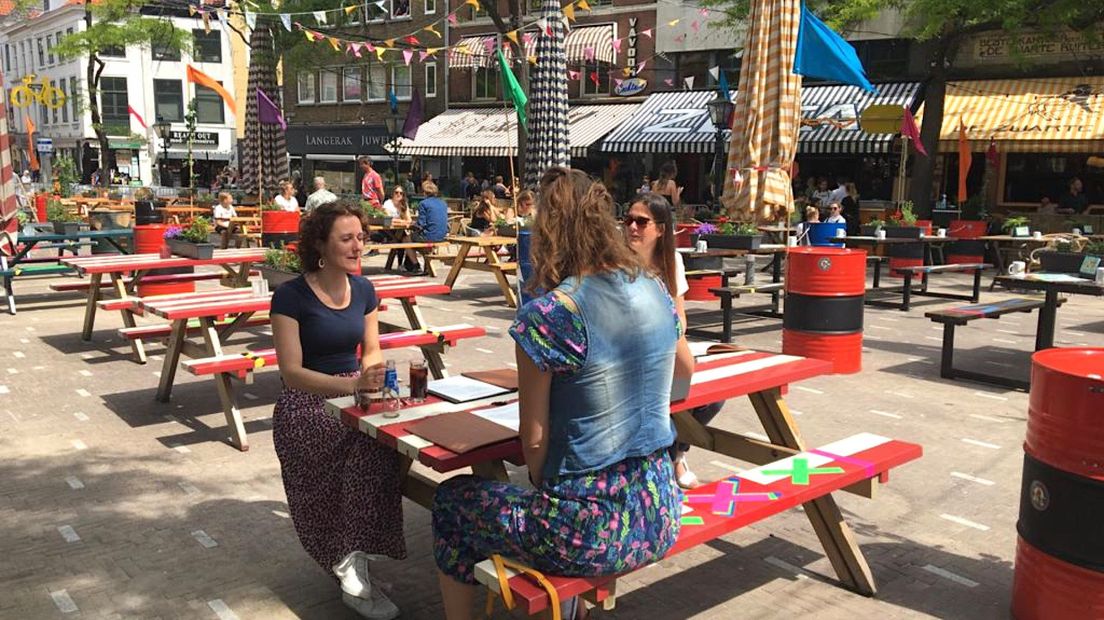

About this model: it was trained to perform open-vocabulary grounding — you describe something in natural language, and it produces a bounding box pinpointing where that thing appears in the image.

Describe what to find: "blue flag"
[388,88,399,114]
[794,6,876,94]
[717,71,730,97]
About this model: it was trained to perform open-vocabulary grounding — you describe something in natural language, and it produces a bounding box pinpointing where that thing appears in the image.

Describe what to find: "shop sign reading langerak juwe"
[286,125,391,155]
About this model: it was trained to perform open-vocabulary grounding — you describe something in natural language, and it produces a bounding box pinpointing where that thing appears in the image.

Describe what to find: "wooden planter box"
[366,217,393,227]
[52,221,81,235]
[257,264,299,290]
[167,238,215,260]
[948,220,989,238]
[495,224,518,237]
[1038,251,1089,273]
[701,233,762,250]
[877,225,923,239]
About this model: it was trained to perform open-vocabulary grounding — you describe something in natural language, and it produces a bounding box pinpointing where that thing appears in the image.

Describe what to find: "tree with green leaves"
[55,0,190,187]
[702,0,1104,213]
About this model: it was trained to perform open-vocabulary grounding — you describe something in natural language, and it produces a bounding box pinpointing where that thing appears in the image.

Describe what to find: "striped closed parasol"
[241,26,289,198]
[523,0,570,189]
[722,0,802,222]
[0,69,20,255]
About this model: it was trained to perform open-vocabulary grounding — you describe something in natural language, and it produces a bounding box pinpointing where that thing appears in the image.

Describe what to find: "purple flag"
[257,88,287,131]
[401,87,423,140]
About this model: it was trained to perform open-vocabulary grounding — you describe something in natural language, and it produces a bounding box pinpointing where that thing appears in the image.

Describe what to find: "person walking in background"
[651,161,682,209]
[432,168,686,620]
[359,157,385,209]
[304,177,338,212]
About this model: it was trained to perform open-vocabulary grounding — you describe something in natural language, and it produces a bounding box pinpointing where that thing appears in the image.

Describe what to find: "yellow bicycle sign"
[9,74,66,109]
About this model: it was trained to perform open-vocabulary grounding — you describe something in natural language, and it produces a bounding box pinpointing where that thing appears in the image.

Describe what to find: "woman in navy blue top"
[270,201,401,620]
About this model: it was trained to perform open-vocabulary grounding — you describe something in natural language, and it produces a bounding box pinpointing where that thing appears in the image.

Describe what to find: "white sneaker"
[341,589,400,620]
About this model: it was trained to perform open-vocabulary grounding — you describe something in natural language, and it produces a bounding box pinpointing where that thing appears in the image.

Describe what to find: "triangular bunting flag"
[589,71,599,85]
[405,35,420,45]
[523,32,533,46]
[506,30,519,46]
[563,3,575,21]
[244,10,256,30]
[403,49,413,65]
[375,47,387,60]
[365,42,376,52]
[568,70,581,80]
[464,0,479,6]
[424,24,440,38]
[349,42,362,58]
[708,66,720,80]
[447,12,458,25]
[614,78,623,87]
[280,14,292,31]
[384,38,395,48]
[577,0,590,9]
[668,18,680,26]
[664,78,674,86]
[375,0,386,10]
[528,55,536,65]
[328,37,341,52]
[202,13,211,33]
[188,5,197,16]
[419,50,430,62]
[640,28,652,38]
[313,10,327,24]
[612,38,622,53]
[636,60,647,73]
[621,67,631,77]
[684,76,694,89]
[344,4,358,14]
[583,46,595,61]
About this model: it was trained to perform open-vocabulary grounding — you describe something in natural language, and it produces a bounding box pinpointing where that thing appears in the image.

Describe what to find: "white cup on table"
[1009,261,1026,276]
[695,239,708,253]
[787,236,798,247]
[875,229,887,240]
[1033,230,1044,240]
[937,228,947,237]
[1073,228,1082,236]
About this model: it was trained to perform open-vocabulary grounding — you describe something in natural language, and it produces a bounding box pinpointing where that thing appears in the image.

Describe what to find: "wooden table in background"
[442,235,519,308]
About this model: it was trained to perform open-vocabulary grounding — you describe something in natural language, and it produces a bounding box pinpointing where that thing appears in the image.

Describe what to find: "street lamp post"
[153,116,172,187]
[384,114,401,191]
[706,94,735,211]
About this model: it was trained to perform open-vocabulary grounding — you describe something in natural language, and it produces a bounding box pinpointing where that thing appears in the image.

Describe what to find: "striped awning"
[926,77,1104,153]
[448,36,495,69]
[393,103,639,158]
[601,82,922,155]
[564,25,614,64]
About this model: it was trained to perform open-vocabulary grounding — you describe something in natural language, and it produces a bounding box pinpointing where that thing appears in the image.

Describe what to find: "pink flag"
[691,20,700,33]
[568,70,581,80]
[348,42,362,58]
[523,33,533,46]
[614,78,623,88]
[900,107,927,157]
[257,88,287,131]
[589,72,599,86]
[403,49,414,65]
[447,13,458,24]
[640,28,652,38]
[419,50,430,62]
[583,46,595,61]
[365,42,376,52]
[664,78,674,86]
[611,38,622,53]
[483,37,495,57]
[636,60,647,73]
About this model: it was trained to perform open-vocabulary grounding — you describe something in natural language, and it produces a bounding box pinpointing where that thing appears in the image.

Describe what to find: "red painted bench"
[118,315,272,342]
[51,271,238,294]
[474,433,922,616]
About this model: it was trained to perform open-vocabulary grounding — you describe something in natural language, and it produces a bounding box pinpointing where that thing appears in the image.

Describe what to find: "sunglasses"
[623,215,654,228]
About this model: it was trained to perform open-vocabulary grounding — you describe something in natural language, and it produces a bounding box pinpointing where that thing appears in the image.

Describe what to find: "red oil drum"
[1011,348,1104,620]
[134,224,195,297]
[35,194,47,222]
[947,220,987,265]
[685,274,722,301]
[261,210,300,248]
[674,224,696,249]
[782,247,867,374]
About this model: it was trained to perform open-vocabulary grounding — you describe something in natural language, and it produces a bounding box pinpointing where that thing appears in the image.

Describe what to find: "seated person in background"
[212,192,238,248]
[406,181,448,274]
[492,175,511,199]
[1039,196,1056,215]
[1057,177,1089,214]
[381,186,412,226]
[825,203,846,223]
[468,191,499,235]
[795,205,820,244]
[304,176,338,212]
[274,181,300,212]
[513,190,535,226]
[432,168,686,620]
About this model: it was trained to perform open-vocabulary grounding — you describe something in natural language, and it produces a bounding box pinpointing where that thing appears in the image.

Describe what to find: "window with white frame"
[37,38,44,68]
[424,0,436,14]
[474,65,496,100]
[46,34,54,65]
[69,76,77,122]
[424,62,437,98]
[51,80,59,123]
[392,65,412,100]
[320,70,339,103]
[153,78,184,121]
[581,61,610,97]
[367,62,386,100]
[343,66,362,101]
[194,84,225,124]
[366,0,386,21]
[60,79,69,123]
[392,0,410,18]
[297,72,316,104]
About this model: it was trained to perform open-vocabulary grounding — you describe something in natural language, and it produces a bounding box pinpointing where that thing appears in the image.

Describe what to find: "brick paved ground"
[1,256,1100,619]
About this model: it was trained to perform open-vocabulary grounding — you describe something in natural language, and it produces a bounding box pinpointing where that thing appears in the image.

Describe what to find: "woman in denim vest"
[432,168,693,619]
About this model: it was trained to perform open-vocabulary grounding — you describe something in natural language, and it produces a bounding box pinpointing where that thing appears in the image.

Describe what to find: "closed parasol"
[523,0,570,189]
[241,26,289,198]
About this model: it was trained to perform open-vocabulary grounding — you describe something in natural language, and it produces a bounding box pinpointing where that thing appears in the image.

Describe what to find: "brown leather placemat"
[405,411,518,454]
[461,368,519,391]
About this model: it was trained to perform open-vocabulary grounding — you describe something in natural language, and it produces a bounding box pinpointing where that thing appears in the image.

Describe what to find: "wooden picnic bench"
[1,229,133,314]
[925,296,1066,390]
[371,241,449,276]
[441,235,519,307]
[868,263,990,311]
[710,281,786,342]
[325,350,923,611]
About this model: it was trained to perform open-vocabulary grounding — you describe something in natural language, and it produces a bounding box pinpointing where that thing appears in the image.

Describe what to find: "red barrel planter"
[947,219,988,265]
[914,219,933,235]
[685,274,723,301]
[134,224,195,296]
[782,247,867,374]
[1011,348,1104,620]
[674,223,696,249]
[262,210,300,248]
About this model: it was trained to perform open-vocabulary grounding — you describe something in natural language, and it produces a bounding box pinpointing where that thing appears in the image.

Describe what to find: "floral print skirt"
[431,450,681,584]
[273,376,406,574]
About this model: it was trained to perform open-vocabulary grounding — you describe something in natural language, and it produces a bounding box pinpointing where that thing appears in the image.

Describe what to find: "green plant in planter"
[867,218,886,229]
[716,221,736,235]
[494,217,509,228]
[361,202,389,219]
[53,154,79,198]
[166,217,212,243]
[263,246,302,273]
[734,222,758,236]
[16,210,30,226]
[46,200,81,223]
[1002,216,1029,232]
[1084,241,1104,256]
[889,202,918,226]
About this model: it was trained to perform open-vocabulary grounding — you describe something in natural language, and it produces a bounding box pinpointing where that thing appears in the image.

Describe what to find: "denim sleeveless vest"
[542,270,677,480]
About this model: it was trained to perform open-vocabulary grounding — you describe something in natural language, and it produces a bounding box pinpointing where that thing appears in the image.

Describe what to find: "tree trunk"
[85,5,110,188]
[908,40,950,217]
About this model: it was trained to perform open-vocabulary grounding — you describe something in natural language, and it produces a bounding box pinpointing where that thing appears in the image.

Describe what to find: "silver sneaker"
[333,552,400,619]
[341,589,400,620]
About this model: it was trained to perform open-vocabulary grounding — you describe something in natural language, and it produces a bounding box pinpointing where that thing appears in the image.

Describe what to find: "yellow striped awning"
[929,77,1104,153]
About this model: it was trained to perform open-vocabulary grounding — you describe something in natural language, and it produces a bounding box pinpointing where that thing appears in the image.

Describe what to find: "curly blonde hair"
[527,167,641,293]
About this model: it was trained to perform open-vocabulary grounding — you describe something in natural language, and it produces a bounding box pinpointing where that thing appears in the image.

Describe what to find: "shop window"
[153,79,184,122]
[99,76,129,136]
[1002,154,1103,205]
[37,38,44,68]
[581,61,610,97]
[298,72,316,104]
[320,70,339,103]
[392,65,412,100]
[474,65,497,100]
[193,29,221,63]
[51,80,59,124]
[425,62,437,98]
[152,38,181,61]
[392,0,410,18]
[851,39,909,80]
[343,66,362,101]
[368,62,387,101]
[589,0,612,6]
[101,44,125,58]
[194,83,224,124]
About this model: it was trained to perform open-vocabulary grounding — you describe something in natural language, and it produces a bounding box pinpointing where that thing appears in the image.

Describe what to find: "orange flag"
[186,65,237,117]
[24,115,39,171]
[957,122,971,203]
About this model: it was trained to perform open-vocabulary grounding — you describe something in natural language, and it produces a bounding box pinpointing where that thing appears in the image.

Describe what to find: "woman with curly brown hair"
[432,168,691,620]
[270,201,401,620]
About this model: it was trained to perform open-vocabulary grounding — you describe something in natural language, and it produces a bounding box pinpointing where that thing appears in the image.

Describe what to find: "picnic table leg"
[110,273,147,364]
[485,250,518,308]
[987,241,1005,292]
[398,298,448,379]
[155,320,188,402]
[748,388,877,596]
[80,273,104,340]
[970,268,982,302]
[872,260,881,289]
[939,324,956,379]
[1034,289,1059,351]
[444,242,471,288]
[720,293,733,343]
[212,371,249,452]
[900,272,912,312]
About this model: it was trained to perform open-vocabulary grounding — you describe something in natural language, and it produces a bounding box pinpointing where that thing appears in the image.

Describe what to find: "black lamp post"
[706,94,735,210]
[153,116,172,187]
[384,114,401,190]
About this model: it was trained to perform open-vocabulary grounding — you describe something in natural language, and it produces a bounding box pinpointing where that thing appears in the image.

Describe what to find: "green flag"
[497,49,528,129]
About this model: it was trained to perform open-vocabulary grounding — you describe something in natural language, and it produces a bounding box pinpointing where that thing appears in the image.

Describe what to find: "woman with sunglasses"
[623,192,722,489]
[432,169,691,620]
[381,186,412,227]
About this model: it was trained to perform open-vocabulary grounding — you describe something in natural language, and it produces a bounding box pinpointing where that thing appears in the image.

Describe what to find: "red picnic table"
[325,350,922,607]
[60,249,267,361]
[137,275,474,451]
